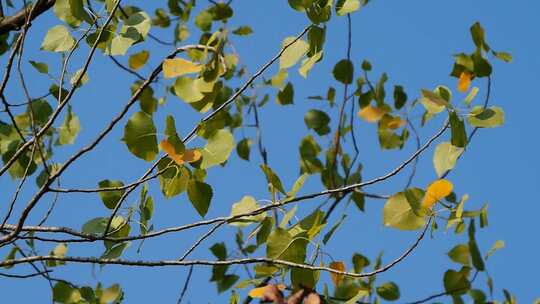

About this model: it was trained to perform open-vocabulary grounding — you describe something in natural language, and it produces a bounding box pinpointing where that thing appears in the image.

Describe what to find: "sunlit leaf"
[383,192,426,230]
[200,129,235,169]
[279,37,309,69]
[422,179,453,209]
[229,196,266,227]
[41,25,75,52]
[433,142,463,177]
[163,58,202,78]
[160,140,201,165]
[468,106,504,128]
[336,0,360,16]
[458,71,472,93]
[329,261,345,286]
[358,105,386,123]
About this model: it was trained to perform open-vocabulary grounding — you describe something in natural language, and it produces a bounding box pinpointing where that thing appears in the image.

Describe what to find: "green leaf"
[444,268,471,295]
[129,50,150,70]
[376,282,400,301]
[57,106,80,145]
[41,25,75,52]
[304,109,330,135]
[229,196,266,227]
[157,158,190,198]
[47,243,68,267]
[123,111,158,161]
[209,3,233,20]
[336,0,360,15]
[277,82,294,105]
[493,51,512,63]
[486,240,504,260]
[286,174,308,199]
[393,85,407,109]
[450,111,468,148]
[333,59,354,84]
[266,228,307,263]
[236,138,252,161]
[361,59,372,71]
[173,77,204,103]
[187,180,213,217]
[105,12,151,56]
[98,180,125,209]
[470,22,489,51]
[53,281,82,303]
[256,217,274,246]
[383,192,426,230]
[260,164,287,195]
[420,88,448,114]
[29,60,48,74]
[54,0,90,27]
[472,52,492,77]
[201,129,235,169]
[448,244,470,266]
[99,284,122,303]
[352,253,370,273]
[101,242,130,259]
[232,26,253,36]
[195,10,213,32]
[279,37,309,69]
[433,142,464,177]
[467,106,504,128]
[469,239,485,271]
[217,274,239,293]
[291,267,319,290]
[307,25,325,57]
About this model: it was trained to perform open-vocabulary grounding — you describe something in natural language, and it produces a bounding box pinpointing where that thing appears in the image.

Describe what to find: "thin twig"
[176,265,194,304]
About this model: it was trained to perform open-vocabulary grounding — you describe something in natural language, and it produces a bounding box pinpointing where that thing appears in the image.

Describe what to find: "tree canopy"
[0,0,523,303]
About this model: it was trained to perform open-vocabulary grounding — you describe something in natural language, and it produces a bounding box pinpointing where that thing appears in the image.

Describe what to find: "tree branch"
[0,0,55,35]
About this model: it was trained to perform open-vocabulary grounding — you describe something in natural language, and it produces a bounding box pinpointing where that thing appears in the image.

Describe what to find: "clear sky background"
[1,0,539,303]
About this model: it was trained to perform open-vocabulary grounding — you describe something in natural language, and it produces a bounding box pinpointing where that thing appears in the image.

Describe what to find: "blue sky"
[1,0,539,302]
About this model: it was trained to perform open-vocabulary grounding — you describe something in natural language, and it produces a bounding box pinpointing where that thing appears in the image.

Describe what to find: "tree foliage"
[0,0,522,303]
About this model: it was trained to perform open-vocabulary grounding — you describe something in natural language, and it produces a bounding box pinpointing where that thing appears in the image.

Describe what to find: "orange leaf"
[162,58,202,79]
[458,72,472,93]
[160,140,201,165]
[248,284,286,299]
[182,149,202,163]
[422,179,453,208]
[329,261,345,286]
[160,140,184,165]
[358,105,386,123]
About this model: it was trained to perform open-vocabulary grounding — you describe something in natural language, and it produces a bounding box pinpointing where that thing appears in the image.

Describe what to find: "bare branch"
[0,0,55,35]
[0,217,431,278]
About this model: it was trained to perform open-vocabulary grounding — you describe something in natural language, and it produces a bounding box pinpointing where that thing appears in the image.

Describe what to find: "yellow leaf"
[163,58,202,78]
[458,72,472,93]
[422,179,453,208]
[329,261,345,286]
[358,105,386,123]
[247,284,286,298]
[248,286,266,298]
[159,140,201,165]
